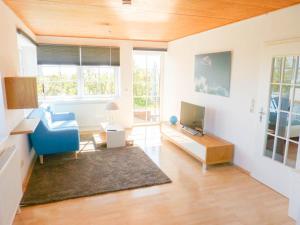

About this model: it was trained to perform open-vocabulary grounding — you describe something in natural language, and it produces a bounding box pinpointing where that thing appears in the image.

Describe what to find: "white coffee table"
[100,122,126,149]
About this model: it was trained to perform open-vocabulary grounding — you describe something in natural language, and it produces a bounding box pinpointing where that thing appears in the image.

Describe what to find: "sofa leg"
[39,155,44,164]
[75,152,78,160]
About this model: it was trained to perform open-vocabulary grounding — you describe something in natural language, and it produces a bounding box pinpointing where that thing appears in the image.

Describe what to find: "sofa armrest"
[51,112,76,121]
[31,127,79,155]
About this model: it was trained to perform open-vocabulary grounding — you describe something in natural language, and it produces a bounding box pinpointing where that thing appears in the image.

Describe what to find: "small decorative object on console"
[169,115,178,125]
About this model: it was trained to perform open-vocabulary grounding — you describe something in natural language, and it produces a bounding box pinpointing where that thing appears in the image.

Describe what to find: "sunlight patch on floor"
[130,125,161,148]
[79,125,162,164]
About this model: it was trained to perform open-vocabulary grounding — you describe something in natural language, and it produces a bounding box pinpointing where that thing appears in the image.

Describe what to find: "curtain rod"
[37,43,120,48]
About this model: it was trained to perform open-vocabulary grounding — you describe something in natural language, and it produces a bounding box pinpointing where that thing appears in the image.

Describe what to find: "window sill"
[39,97,119,105]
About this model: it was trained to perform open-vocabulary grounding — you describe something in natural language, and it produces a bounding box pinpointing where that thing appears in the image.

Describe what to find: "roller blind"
[110,47,120,66]
[81,46,120,66]
[37,45,80,65]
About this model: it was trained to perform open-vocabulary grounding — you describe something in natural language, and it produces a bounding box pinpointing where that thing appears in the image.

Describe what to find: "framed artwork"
[194,51,232,97]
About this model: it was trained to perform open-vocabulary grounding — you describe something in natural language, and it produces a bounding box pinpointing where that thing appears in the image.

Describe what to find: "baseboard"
[234,164,251,176]
[233,164,290,200]
[22,153,37,192]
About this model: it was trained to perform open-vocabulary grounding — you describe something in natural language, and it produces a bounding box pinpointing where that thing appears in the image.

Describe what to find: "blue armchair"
[28,106,80,164]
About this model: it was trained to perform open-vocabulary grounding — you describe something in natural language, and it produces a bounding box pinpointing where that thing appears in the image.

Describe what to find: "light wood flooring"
[14,126,295,225]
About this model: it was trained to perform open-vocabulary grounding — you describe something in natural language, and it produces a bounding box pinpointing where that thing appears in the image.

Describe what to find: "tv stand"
[182,126,205,136]
[161,122,234,171]
[182,126,200,136]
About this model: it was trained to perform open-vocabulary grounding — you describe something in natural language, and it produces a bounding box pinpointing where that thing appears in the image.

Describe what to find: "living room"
[1,1,300,225]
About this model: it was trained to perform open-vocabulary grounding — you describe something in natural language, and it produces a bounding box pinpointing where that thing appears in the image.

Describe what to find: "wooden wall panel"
[5,77,38,109]
[4,0,300,41]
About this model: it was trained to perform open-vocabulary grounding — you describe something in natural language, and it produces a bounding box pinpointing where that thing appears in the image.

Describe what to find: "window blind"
[37,45,80,65]
[110,47,120,66]
[37,45,120,66]
[81,46,120,66]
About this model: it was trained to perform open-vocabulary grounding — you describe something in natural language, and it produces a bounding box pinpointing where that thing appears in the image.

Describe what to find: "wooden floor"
[14,126,295,225]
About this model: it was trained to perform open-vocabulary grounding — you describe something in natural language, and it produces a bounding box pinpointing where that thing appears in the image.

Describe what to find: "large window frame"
[37,64,120,101]
[133,50,163,124]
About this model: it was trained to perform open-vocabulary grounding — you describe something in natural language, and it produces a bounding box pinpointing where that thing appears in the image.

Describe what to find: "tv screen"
[180,101,205,130]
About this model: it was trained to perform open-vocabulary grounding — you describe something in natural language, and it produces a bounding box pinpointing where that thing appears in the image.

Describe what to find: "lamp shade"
[105,102,119,111]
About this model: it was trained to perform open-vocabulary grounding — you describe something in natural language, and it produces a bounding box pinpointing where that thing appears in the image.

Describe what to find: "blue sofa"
[28,105,80,164]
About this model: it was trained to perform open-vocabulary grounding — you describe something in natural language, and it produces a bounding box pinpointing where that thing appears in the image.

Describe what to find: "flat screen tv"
[180,101,205,131]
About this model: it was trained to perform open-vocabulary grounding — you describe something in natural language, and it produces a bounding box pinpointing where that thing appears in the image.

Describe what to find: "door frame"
[252,41,300,197]
[132,50,165,125]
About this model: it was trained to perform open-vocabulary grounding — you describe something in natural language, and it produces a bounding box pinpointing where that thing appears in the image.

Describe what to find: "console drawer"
[162,125,206,160]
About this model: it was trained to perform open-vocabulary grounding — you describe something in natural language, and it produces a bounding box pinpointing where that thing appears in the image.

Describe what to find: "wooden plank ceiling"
[4,0,300,42]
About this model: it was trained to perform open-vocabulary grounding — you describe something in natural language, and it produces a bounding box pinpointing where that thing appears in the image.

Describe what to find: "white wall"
[0,0,36,181]
[38,36,167,130]
[163,4,300,196]
[0,75,6,143]
[19,46,38,76]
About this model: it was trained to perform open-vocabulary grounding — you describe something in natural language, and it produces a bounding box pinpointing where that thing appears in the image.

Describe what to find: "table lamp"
[105,102,119,124]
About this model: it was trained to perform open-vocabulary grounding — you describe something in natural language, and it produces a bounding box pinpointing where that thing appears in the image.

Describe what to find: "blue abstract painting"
[194,51,232,97]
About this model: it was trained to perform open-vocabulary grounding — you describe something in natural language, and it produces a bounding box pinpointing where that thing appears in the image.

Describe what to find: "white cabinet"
[161,125,206,160]
[101,123,126,148]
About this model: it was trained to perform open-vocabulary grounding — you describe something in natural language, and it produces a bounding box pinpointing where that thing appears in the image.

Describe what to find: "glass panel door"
[264,56,300,168]
[133,51,161,124]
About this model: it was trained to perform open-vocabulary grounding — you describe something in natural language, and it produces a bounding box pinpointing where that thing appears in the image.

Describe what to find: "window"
[17,29,38,117]
[38,65,119,99]
[37,45,120,100]
[38,65,78,97]
[133,51,162,124]
[82,66,118,97]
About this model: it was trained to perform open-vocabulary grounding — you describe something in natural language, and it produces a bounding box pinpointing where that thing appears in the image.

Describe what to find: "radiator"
[0,146,22,225]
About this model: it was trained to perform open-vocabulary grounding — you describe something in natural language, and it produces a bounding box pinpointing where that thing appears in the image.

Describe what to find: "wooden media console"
[161,122,234,170]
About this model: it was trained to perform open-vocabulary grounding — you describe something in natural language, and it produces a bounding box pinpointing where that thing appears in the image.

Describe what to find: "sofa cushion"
[50,120,79,130]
